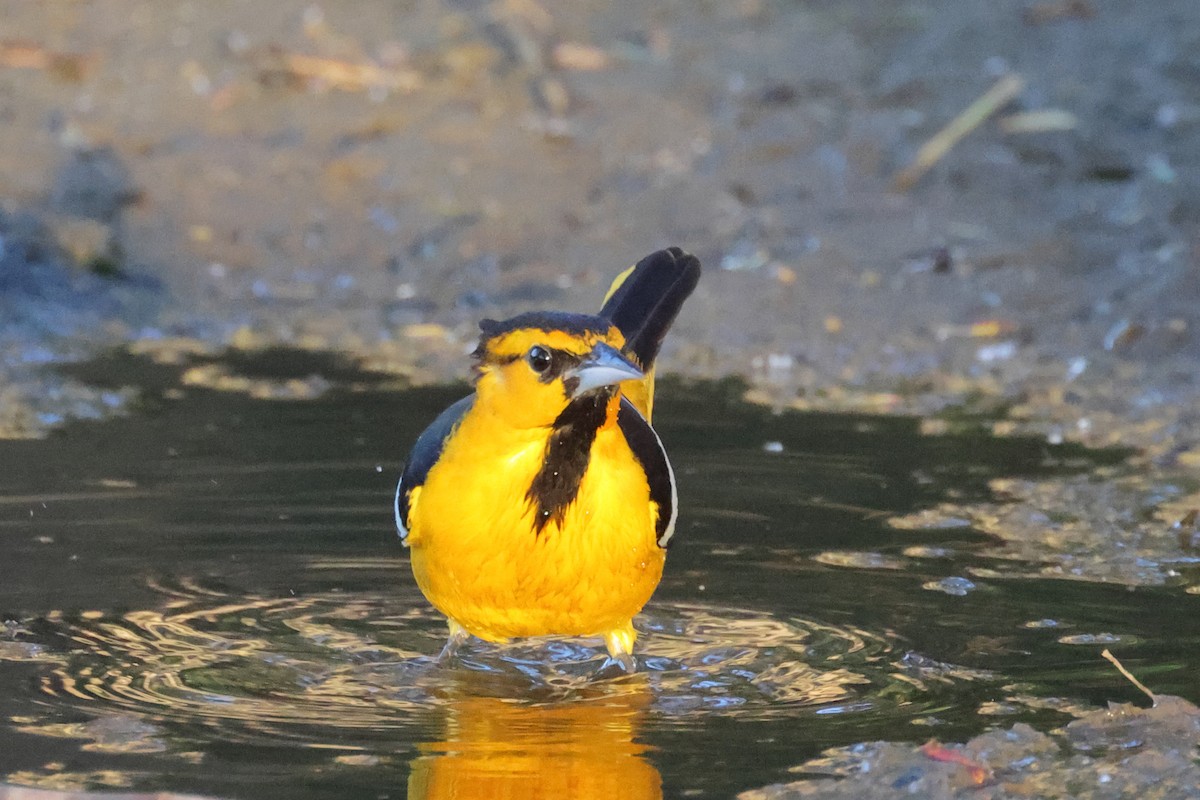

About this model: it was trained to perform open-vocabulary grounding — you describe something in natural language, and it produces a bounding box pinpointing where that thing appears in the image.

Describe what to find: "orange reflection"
[409,674,661,800]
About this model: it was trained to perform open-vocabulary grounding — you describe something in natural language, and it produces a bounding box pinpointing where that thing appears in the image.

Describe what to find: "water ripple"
[11,578,990,748]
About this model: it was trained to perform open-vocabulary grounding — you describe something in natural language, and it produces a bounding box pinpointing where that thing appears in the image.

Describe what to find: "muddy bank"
[744,693,1200,800]
[0,156,151,438]
[1,0,1197,436]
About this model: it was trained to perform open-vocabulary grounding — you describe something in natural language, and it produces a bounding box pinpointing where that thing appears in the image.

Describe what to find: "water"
[0,349,1195,798]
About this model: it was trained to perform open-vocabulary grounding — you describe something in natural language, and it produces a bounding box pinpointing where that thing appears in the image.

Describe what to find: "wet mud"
[744,696,1200,800]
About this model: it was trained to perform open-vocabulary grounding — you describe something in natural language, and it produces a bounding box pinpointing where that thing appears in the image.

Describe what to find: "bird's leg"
[603,623,638,673]
[435,618,470,664]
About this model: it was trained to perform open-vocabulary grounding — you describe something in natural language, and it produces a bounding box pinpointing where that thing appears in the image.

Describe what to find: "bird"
[394,247,701,670]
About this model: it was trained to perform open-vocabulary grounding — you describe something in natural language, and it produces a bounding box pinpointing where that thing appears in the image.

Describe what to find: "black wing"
[395,394,475,544]
[616,397,678,548]
[599,247,701,370]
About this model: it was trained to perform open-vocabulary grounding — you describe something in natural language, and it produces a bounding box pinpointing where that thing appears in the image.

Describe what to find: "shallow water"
[0,350,1195,798]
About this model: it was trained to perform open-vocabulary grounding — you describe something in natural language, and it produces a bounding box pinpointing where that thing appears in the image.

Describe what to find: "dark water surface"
[0,350,1193,799]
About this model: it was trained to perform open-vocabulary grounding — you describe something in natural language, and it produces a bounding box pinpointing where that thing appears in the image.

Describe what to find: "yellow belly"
[407,421,666,642]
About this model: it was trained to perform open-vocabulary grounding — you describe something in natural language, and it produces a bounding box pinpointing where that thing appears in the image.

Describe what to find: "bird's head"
[472,311,644,428]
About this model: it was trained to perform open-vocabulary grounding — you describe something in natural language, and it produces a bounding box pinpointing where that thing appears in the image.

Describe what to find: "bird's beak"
[568,342,644,398]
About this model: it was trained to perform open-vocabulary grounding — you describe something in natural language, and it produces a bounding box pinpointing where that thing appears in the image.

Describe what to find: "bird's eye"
[526,346,553,374]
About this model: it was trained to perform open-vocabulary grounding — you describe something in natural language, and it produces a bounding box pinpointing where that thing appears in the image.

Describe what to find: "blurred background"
[1,0,1198,442]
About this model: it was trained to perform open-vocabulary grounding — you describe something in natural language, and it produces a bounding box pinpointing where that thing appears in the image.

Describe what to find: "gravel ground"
[1,1,1198,435]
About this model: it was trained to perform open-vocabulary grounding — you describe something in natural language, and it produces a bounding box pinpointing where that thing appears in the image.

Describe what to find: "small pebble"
[923,576,977,596]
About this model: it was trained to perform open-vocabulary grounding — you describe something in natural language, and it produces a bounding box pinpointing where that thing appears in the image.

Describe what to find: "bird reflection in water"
[408,669,661,800]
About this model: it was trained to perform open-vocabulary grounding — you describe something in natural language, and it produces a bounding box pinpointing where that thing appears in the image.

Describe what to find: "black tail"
[598,247,701,369]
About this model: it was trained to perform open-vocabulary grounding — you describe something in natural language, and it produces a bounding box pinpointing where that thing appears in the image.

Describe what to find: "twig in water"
[1102,648,1157,706]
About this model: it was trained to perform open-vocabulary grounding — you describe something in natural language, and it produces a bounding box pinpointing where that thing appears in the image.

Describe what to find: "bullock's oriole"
[395,247,700,669]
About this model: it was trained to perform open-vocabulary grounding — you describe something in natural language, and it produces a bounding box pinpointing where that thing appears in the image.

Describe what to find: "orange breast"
[407,408,666,641]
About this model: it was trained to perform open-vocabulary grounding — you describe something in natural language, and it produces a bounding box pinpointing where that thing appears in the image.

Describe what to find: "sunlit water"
[0,349,1197,798]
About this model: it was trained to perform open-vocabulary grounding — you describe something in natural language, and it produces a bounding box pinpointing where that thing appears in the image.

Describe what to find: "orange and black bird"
[394,247,701,669]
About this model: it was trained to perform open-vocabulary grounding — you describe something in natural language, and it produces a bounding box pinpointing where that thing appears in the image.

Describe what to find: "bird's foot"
[435,619,470,665]
[598,651,637,676]
[601,624,638,674]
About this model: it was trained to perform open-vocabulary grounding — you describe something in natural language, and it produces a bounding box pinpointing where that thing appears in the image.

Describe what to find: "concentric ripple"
[14,577,990,746]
